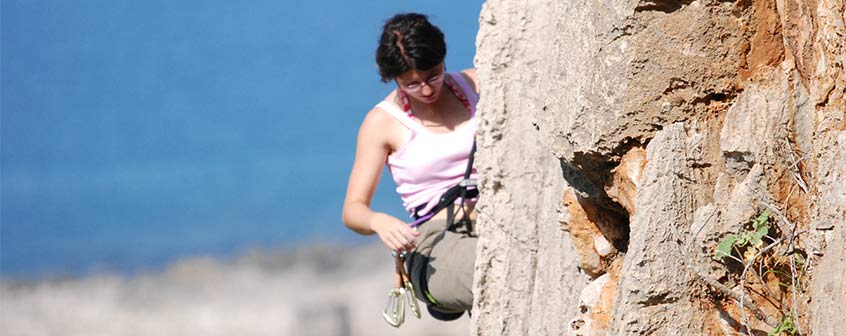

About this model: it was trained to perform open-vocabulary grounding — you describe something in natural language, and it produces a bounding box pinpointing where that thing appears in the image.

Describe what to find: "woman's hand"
[370,212,420,252]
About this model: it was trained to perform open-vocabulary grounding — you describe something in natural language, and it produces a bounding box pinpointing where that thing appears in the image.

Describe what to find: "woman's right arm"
[342,108,419,251]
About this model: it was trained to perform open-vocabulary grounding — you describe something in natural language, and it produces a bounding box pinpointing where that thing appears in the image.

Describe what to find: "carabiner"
[382,288,405,327]
[404,279,422,318]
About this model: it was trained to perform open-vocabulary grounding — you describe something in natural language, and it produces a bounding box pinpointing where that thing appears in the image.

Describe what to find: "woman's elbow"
[341,206,354,230]
[341,204,365,233]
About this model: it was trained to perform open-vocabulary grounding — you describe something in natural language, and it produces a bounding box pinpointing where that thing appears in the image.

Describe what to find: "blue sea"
[1,0,482,279]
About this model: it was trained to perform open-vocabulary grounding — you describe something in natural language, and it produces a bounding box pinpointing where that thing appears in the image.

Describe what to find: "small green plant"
[767,315,797,335]
[715,210,771,262]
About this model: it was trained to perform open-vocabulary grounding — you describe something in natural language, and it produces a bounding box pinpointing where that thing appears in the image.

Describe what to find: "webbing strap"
[464,140,476,180]
[458,139,476,228]
[446,203,455,229]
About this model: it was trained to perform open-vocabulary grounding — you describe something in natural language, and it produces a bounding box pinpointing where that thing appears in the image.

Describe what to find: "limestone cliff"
[471,0,845,335]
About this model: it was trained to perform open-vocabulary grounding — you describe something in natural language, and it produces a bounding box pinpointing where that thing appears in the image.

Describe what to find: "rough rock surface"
[471,2,590,335]
[611,123,708,334]
[472,0,845,334]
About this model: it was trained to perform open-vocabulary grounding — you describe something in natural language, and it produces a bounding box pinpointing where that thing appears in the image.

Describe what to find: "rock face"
[472,0,845,334]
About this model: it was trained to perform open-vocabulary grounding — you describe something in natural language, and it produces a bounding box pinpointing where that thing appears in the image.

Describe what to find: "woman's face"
[395,63,446,104]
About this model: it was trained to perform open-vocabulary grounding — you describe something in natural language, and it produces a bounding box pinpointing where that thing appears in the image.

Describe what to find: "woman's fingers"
[401,228,417,241]
[395,230,415,250]
[372,214,420,252]
[387,238,404,252]
[380,231,404,251]
[389,227,416,251]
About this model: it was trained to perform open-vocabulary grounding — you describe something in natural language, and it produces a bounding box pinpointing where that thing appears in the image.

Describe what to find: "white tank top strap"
[376,101,421,131]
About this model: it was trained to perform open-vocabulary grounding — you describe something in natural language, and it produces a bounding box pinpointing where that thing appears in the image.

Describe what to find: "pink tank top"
[378,73,479,218]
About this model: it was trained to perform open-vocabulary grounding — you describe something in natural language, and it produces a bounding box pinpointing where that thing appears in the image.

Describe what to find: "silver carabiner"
[382,288,405,327]
[404,280,421,319]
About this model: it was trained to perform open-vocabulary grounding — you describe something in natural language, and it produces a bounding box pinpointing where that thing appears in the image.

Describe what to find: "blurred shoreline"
[0,236,374,282]
[0,241,469,336]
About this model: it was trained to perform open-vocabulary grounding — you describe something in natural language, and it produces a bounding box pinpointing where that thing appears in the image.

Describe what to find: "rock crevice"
[472,0,845,334]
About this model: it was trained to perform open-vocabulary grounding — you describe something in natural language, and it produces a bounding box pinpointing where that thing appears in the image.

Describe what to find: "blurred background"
[1,0,483,334]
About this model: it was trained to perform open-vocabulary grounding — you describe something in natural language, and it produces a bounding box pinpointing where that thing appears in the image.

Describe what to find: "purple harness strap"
[409,212,435,229]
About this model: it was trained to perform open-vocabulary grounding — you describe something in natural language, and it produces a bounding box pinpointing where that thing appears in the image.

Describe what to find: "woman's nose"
[420,83,436,95]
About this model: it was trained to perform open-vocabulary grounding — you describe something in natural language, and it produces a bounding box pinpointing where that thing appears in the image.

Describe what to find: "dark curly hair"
[375,13,446,83]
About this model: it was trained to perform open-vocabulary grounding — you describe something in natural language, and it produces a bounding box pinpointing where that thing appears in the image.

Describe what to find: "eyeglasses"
[399,72,445,93]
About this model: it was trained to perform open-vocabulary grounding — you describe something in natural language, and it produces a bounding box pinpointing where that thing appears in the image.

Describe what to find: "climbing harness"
[382,140,478,326]
[382,71,478,327]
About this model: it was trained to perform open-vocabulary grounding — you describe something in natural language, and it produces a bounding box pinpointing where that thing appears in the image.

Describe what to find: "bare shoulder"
[359,99,406,151]
[361,104,395,134]
[458,68,479,93]
[362,88,400,130]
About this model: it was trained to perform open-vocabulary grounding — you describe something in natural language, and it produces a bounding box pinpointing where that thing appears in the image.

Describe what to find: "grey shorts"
[406,216,477,313]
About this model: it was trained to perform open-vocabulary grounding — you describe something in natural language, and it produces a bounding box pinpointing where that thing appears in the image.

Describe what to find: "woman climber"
[341,13,480,322]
